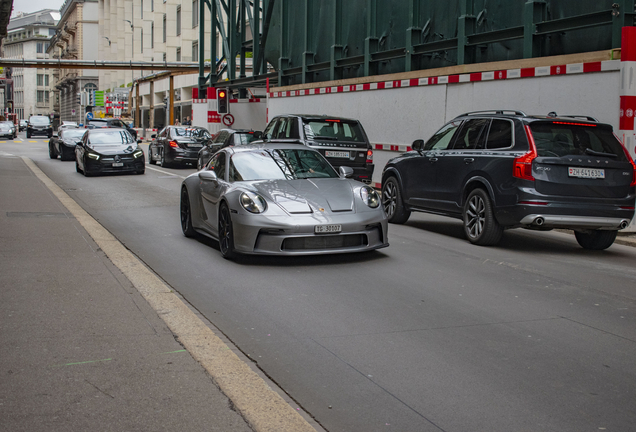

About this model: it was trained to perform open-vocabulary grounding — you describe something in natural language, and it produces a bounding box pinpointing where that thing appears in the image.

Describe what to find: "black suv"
[27,115,53,138]
[86,118,137,140]
[382,110,636,250]
[259,115,374,184]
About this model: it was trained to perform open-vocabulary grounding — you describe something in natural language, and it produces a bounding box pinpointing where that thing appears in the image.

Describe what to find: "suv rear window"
[529,122,627,161]
[304,120,365,142]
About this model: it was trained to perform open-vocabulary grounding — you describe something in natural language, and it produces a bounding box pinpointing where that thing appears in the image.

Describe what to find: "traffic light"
[76,92,81,105]
[217,88,229,114]
[88,90,95,106]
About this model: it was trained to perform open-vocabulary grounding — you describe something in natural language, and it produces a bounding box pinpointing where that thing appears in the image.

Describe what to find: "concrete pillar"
[149,80,155,129]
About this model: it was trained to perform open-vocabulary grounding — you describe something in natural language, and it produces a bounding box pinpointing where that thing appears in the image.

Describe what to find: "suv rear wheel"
[574,230,617,250]
[463,188,503,246]
[382,176,411,224]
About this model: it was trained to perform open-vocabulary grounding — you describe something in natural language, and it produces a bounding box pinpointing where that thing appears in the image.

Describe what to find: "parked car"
[86,118,137,140]
[196,128,261,170]
[148,125,207,167]
[27,115,53,138]
[19,119,27,132]
[381,110,636,250]
[49,128,87,161]
[180,142,389,259]
[75,128,145,176]
[258,115,375,184]
[0,120,17,139]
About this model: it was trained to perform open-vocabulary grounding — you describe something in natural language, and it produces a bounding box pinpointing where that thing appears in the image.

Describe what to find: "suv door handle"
[464,158,475,164]
[428,157,438,163]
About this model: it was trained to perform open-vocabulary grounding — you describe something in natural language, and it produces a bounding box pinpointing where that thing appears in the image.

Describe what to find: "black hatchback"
[381,110,636,250]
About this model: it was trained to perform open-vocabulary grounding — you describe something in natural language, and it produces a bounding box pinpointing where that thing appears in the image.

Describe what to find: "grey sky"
[12,0,65,15]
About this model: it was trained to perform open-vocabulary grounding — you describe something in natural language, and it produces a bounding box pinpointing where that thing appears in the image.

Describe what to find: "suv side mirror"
[151,134,157,139]
[253,131,263,140]
[412,139,425,151]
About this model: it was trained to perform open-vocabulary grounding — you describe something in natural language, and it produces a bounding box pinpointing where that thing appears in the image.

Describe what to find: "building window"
[141,30,144,53]
[176,5,181,36]
[141,0,143,19]
[151,22,154,48]
[163,14,166,43]
[163,52,166,62]
[37,74,44,86]
[45,75,49,86]
[37,90,45,103]
[37,42,43,53]
[49,28,56,36]
[192,41,198,62]
[151,0,154,12]
[176,47,181,61]
[192,0,199,28]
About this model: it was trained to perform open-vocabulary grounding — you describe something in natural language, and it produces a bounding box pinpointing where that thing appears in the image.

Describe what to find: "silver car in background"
[180,142,389,259]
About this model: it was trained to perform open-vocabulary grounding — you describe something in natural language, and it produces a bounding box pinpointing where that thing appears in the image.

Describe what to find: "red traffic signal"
[217,88,229,114]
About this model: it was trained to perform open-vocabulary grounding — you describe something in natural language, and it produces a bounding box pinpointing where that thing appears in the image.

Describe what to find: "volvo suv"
[381,110,636,250]
[258,115,375,184]
[27,115,53,138]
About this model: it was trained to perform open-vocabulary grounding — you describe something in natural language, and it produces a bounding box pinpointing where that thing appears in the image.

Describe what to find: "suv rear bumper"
[519,214,631,230]
[349,164,374,184]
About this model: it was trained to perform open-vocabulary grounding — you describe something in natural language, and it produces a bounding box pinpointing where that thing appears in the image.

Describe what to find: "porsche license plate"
[314,224,342,234]
[325,151,350,158]
[568,167,605,179]
[112,162,124,167]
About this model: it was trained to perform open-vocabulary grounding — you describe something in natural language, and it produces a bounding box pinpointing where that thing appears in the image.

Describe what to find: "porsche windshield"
[230,149,339,181]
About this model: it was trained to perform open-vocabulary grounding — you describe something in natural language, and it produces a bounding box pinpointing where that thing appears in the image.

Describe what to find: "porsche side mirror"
[137,139,142,144]
[198,170,218,181]
[151,134,157,139]
[339,166,354,178]
[412,139,424,151]
[253,131,263,139]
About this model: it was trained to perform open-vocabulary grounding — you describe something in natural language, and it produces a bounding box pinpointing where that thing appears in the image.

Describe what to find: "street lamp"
[103,36,111,46]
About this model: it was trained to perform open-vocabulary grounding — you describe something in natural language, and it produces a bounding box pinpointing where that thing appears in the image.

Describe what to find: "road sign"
[222,114,235,127]
[71,109,76,115]
[86,112,94,120]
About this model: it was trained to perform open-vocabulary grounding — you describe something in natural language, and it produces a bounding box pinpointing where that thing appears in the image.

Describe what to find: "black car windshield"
[61,129,86,140]
[88,130,135,145]
[29,117,50,125]
[529,122,628,160]
[229,149,339,181]
[304,120,365,142]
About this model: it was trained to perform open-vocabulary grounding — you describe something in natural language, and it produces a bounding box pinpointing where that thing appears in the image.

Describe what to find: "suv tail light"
[366,149,373,163]
[514,125,538,181]
[618,138,636,187]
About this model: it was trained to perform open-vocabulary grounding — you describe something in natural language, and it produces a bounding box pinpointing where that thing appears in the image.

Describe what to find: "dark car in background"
[75,128,145,176]
[148,126,209,167]
[258,115,375,184]
[0,121,17,139]
[381,110,636,250]
[86,118,137,140]
[19,119,27,132]
[196,128,261,170]
[49,128,87,161]
[27,115,53,138]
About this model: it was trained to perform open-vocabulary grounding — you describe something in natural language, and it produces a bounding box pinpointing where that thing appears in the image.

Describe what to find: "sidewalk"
[0,155,254,431]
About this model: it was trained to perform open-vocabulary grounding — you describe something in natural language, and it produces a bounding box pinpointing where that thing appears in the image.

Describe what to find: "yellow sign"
[99,111,105,118]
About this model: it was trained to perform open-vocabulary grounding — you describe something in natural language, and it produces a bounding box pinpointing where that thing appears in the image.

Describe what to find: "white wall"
[268,69,621,186]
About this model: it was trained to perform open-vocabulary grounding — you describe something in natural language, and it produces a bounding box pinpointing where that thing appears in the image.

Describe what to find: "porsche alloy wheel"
[180,187,196,238]
[218,203,236,259]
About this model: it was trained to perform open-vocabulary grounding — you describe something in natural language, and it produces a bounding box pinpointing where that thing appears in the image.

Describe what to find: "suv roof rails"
[555,115,599,122]
[457,110,527,117]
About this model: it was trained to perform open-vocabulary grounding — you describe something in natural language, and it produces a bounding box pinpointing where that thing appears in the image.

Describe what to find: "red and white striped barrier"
[268,60,619,99]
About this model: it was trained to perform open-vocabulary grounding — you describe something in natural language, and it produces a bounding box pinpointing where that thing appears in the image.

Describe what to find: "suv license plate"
[315,224,342,234]
[568,167,605,179]
[112,162,124,167]
[325,151,350,158]
[188,144,203,148]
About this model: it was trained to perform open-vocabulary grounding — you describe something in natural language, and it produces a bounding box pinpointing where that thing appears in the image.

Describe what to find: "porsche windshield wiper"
[585,148,617,158]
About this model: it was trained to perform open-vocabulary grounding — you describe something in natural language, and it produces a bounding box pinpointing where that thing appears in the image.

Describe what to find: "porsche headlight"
[87,152,100,160]
[360,186,380,208]
[240,191,267,214]
[133,150,144,158]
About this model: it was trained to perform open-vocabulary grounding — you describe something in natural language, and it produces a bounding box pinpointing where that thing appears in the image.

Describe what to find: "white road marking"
[145,165,187,179]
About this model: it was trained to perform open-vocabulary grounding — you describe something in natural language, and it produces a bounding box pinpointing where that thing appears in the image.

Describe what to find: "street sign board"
[94,91,105,107]
[86,112,94,120]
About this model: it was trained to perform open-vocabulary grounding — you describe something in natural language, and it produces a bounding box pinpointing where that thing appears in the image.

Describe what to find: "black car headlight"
[360,186,380,208]
[87,152,100,160]
[133,150,144,158]
[240,191,267,214]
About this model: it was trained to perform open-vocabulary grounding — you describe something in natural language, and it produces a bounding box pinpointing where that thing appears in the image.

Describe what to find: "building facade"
[47,0,99,125]
[3,10,59,120]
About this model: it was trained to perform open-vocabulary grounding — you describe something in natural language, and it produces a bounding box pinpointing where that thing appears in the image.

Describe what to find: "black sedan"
[0,121,17,139]
[148,126,211,167]
[196,128,262,170]
[49,128,87,161]
[75,128,145,176]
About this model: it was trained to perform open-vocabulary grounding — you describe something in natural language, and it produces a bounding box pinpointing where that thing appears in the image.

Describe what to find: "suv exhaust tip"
[619,220,630,230]
[534,217,545,226]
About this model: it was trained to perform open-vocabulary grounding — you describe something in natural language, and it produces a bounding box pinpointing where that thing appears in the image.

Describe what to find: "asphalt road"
[5,134,636,432]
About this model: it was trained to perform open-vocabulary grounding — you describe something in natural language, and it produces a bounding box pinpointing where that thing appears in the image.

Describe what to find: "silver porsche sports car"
[180,142,389,258]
